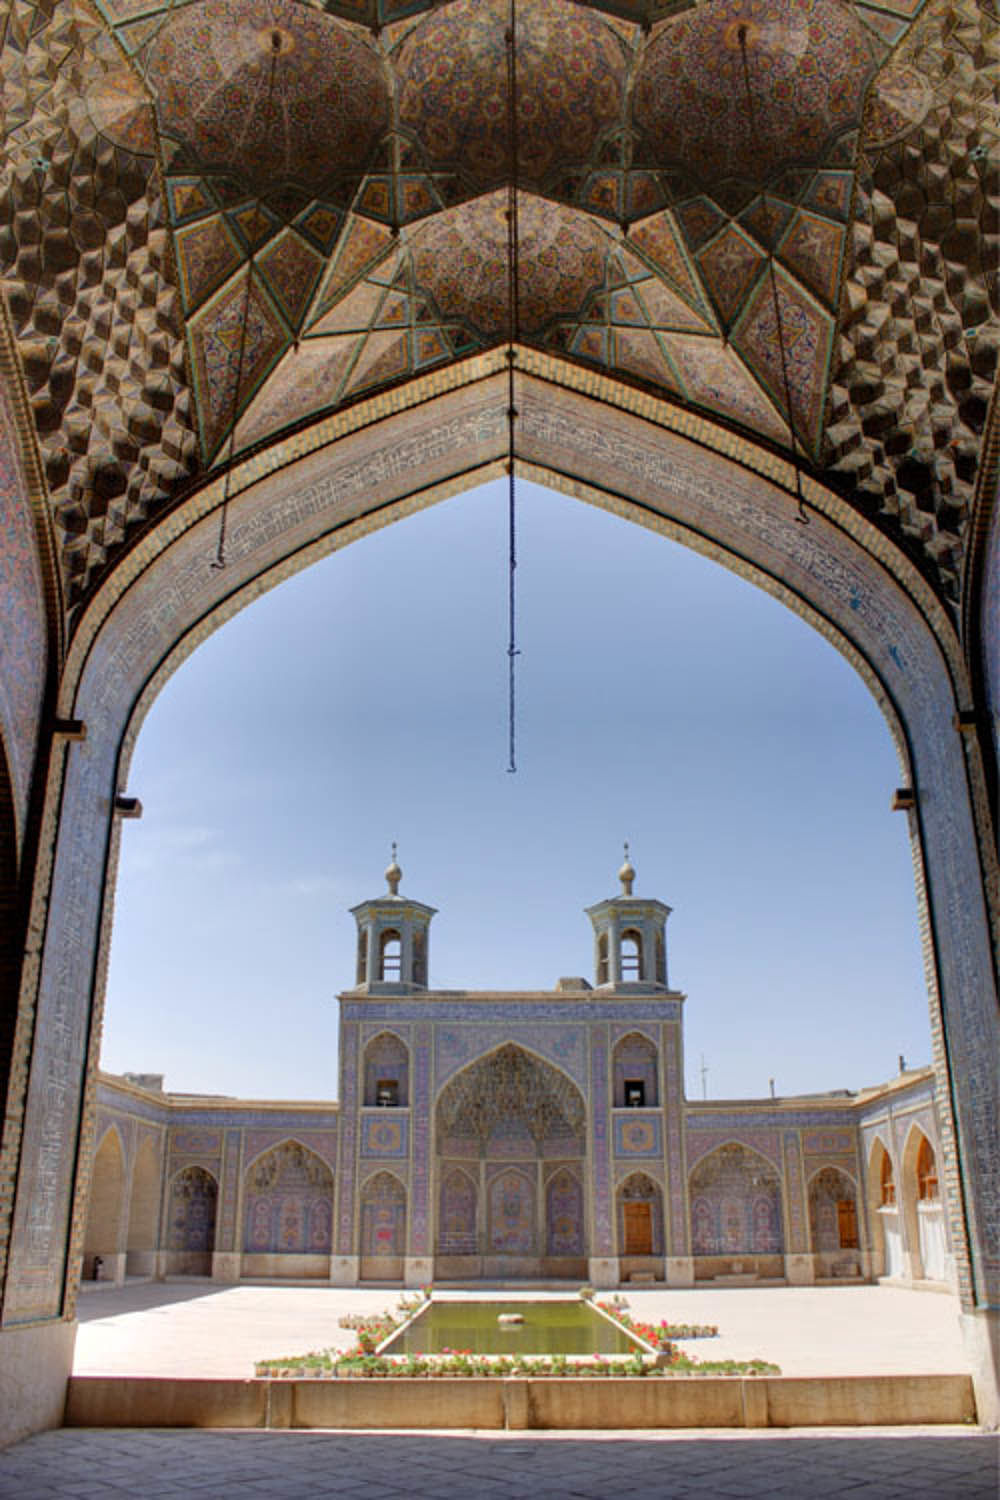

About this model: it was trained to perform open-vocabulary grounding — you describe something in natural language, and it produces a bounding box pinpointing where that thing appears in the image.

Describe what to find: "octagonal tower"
[586,846,672,989]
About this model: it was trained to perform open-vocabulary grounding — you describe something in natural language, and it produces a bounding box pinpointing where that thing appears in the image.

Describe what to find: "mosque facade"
[84,857,955,1295]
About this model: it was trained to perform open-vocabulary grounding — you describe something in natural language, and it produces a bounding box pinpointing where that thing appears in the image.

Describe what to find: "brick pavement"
[0,1428,995,1499]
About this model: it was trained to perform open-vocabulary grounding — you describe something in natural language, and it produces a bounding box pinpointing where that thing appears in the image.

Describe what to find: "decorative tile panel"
[613,1113,662,1158]
[360,1114,409,1159]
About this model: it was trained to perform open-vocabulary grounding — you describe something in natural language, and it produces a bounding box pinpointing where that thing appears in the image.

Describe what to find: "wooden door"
[837,1198,858,1249]
[624,1200,652,1255]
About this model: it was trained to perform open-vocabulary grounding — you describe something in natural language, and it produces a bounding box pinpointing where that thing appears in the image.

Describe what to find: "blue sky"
[101,478,930,1101]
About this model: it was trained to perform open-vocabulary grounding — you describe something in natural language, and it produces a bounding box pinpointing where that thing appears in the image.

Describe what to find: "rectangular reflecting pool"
[379,1300,643,1356]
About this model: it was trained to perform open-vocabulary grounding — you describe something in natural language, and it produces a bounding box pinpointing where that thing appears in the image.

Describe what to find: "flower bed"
[594,1300,719,1348]
[254,1349,780,1379]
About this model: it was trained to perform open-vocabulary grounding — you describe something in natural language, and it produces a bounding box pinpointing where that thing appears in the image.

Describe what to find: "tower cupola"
[585,845,672,989]
[350,846,436,992]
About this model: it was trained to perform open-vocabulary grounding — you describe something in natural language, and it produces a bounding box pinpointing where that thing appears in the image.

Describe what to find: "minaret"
[585,844,672,988]
[349,846,436,992]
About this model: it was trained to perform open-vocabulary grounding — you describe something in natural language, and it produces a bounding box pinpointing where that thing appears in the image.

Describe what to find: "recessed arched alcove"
[3,358,997,1424]
[435,1042,587,1279]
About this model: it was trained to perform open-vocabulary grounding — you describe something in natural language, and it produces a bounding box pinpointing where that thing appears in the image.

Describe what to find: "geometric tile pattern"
[0,0,991,610]
[824,0,999,603]
[633,0,878,187]
[396,0,627,195]
[0,0,198,603]
[188,269,289,459]
[733,268,834,457]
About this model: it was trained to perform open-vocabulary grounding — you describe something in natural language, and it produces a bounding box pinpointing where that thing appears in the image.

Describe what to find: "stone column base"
[329,1255,359,1286]
[784,1253,815,1285]
[588,1256,619,1288]
[404,1257,433,1288]
[211,1252,241,1283]
[961,1307,1000,1431]
[665,1256,695,1287]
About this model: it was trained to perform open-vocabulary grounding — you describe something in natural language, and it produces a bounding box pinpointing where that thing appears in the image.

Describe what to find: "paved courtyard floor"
[0,1427,995,1500]
[2,1282,982,1498]
[74,1280,972,1379]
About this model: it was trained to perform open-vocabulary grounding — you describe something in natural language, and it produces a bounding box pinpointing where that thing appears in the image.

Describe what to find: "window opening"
[880,1151,896,1206]
[917,1137,938,1200]
[597,933,609,985]
[379,930,401,980]
[620,931,641,980]
[376,1080,399,1108]
[624,1079,645,1108]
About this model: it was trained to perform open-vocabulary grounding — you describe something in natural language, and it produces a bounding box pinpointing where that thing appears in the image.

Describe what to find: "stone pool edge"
[63,1372,977,1431]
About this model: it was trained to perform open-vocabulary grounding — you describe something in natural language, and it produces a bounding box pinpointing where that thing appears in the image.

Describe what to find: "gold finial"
[619,841,635,896]
[385,842,402,895]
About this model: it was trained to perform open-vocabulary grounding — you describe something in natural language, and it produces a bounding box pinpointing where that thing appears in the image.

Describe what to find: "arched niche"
[901,1125,949,1284]
[867,1137,901,1281]
[617,1171,664,1275]
[487,1166,536,1259]
[242,1140,333,1277]
[689,1142,784,1275]
[165,1165,217,1276]
[378,929,402,981]
[363,1031,409,1108]
[545,1167,585,1264]
[359,1170,407,1281]
[125,1135,161,1277]
[435,1042,586,1277]
[612,1031,659,1108]
[82,1127,126,1283]
[808,1166,861,1278]
[3,360,996,1399]
[437,1166,478,1258]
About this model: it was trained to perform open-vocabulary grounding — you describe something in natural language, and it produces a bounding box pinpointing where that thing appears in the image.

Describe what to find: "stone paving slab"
[74,1282,971,1379]
[0,1428,995,1499]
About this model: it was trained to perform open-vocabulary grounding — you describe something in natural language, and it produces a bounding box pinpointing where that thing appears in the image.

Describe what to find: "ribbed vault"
[0,0,996,613]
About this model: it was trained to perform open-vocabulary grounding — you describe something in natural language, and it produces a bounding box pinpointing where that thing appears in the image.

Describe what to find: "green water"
[380,1300,642,1356]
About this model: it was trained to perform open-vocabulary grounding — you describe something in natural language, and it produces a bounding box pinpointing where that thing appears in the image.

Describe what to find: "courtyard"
[72,1281,971,1382]
[2,1267,996,1496]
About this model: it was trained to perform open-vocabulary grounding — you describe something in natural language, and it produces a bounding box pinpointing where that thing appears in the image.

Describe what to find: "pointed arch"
[435,1041,586,1150]
[487,1166,536,1257]
[688,1143,784,1259]
[687,1133,782,1176]
[901,1124,948,1282]
[867,1136,902,1280]
[360,1169,407,1278]
[545,1167,585,1259]
[363,1030,410,1107]
[243,1139,333,1266]
[378,929,402,980]
[125,1135,162,1275]
[613,1030,659,1107]
[83,1125,126,1280]
[617,1170,664,1262]
[438,1165,478,1256]
[808,1165,860,1264]
[165,1165,217,1275]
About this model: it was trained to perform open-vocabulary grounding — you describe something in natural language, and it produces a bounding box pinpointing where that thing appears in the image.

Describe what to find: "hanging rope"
[504,0,522,770]
[737,25,809,526]
[211,31,283,571]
